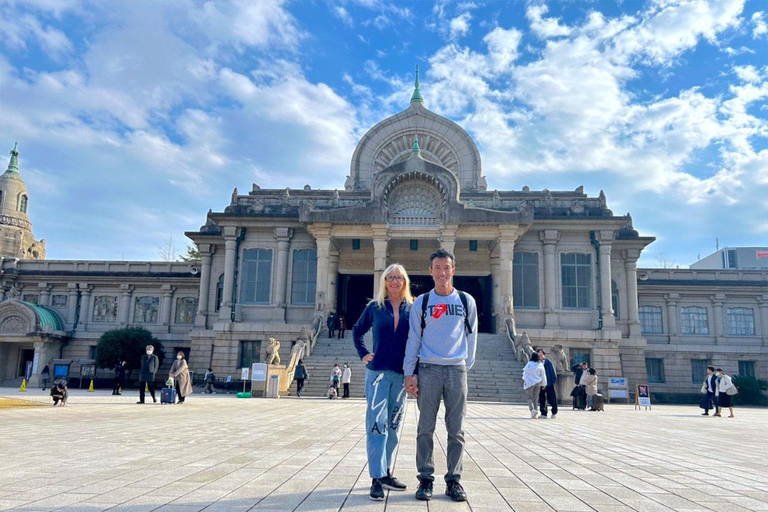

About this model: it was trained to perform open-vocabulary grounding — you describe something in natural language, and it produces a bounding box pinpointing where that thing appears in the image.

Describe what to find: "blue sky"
[0,0,766,267]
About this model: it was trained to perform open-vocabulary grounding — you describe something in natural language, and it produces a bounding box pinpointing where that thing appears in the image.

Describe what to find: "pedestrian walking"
[40,365,50,391]
[353,263,413,500]
[112,361,127,395]
[137,345,159,404]
[536,349,558,419]
[203,367,217,394]
[699,366,717,415]
[714,368,737,418]
[404,248,478,503]
[341,363,352,398]
[294,360,307,397]
[522,352,546,419]
[169,351,193,404]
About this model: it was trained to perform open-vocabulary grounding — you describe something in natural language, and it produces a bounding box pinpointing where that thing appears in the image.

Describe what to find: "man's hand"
[405,375,418,398]
[362,353,374,363]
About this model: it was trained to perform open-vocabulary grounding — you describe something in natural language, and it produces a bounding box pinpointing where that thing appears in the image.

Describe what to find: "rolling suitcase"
[574,392,586,410]
[591,393,605,411]
[161,386,176,404]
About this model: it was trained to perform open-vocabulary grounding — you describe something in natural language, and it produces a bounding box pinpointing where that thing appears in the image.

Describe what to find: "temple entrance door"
[336,274,375,327]
[18,349,34,377]
[407,275,492,333]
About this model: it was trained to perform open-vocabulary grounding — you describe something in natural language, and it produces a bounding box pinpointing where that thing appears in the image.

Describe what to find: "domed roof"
[345,67,486,193]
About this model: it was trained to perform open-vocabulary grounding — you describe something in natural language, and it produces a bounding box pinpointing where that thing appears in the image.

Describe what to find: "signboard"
[80,365,95,377]
[608,377,630,403]
[251,363,268,382]
[757,250,768,259]
[32,353,39,375]
[25,361,33,382]
[635,384,652,410]
[241,367,250,380]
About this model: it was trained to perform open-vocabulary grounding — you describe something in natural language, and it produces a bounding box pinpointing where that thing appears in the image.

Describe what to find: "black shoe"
[136,401,144,404]
[381,473,407,491]
[153,398,157,403]
[445,481,467,502]
[702,412,709,416]
[370,479,384,501]
[415,479,433,501]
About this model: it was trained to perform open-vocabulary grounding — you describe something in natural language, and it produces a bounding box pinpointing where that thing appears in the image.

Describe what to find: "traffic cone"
[19,379,27,392]
[88,379,94,392]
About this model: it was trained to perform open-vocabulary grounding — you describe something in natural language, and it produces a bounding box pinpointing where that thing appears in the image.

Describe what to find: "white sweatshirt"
[522,361,547,390]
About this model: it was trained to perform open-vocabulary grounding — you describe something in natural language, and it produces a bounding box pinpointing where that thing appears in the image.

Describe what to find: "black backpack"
[419,290,473,336]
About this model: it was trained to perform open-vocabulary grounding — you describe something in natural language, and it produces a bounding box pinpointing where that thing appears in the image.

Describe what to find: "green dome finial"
[6,142,19,173]
[410,64,423,104]
[412,138,421,153]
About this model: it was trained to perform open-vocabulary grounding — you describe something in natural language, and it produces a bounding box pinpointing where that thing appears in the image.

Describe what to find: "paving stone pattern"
[0,388,766,512]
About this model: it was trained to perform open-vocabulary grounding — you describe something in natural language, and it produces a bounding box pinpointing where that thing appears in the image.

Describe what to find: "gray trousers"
[416,363,467,484]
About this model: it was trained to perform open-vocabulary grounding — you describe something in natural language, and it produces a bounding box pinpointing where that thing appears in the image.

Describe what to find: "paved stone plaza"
[0,388,766,512]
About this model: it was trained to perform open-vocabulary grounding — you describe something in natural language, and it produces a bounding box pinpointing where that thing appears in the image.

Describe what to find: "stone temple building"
[0,74,765,402]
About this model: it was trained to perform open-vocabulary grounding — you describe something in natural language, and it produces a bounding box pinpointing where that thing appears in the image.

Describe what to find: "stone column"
[119,284,134,325]
[598,231,615,328]
[624,249,641,336]
[67,283,79,329]
[372,238,389,299]
[665,293,679,343]
[497,227,516,313]
[79,284,92,331]
[758,294,768,345]
[161,284,174,330]
[490,254,501,330]
[712,294,725,343]
[274,228,293,320]
[540,230,560,329]
[195,245,213,327]
[440,225,458,254]
[219,227,239,321]
[316,236,331,312]
[38,283,52,307]
[328,250,340,314]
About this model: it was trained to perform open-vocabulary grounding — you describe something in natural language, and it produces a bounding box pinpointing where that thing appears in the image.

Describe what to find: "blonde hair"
[374,263,414,308]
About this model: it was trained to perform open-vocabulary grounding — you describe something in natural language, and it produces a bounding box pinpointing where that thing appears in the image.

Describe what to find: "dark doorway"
[336,274,375,327]
[19,349,34,377]
[404,274,493,333]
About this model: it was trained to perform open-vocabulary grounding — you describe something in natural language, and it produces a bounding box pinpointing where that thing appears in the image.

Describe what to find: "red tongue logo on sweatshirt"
[432,304,447,319]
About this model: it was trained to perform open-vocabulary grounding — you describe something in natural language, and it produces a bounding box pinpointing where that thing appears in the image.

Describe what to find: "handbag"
[700,382,707,394]
[725,385,738,396]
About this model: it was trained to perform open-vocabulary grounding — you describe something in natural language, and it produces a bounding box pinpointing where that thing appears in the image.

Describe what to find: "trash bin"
[267,374,280,398]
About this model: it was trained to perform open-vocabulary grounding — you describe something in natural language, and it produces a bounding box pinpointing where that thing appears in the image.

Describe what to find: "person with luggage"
[112,361,127,395]
[404,248,478,503]
[294,360,307,397]
[522,352,547,419]
[138,345,159,404]
[41,365,50,391]
[51,380,68,406]
[585,368,598,410]
[571,361,588,410]
[203,368,217,394]
[330,363,341,396]
[700,366,717,416]
[341,363,352,399]
[714,368,737,418]
[169,351,193,404]
[536,349,558,419]
[353,263,413,500]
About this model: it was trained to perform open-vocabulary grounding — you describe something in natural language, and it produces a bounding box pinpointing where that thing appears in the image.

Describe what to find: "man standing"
[327,311,337,338]
[341,363,352,399]
[537,349,558,419]
[137,345,159,404]
[404,248,478,503]
[570,361,588,410]
[701,366,717,416]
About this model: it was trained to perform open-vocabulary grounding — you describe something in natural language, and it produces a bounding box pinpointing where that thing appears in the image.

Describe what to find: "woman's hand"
[362,353,374,363]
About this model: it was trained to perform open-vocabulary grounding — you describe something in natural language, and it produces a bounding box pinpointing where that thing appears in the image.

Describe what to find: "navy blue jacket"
[352,299,411,374]
[542,358,557,386]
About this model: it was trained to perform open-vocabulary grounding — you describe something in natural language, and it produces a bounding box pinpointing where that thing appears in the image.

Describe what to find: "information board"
[241,367,250,380]
[251,363,268,382]
[635,384,652,410]
[608,377,630,403]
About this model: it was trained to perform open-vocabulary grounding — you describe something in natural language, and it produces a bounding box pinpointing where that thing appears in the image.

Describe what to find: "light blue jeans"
[366,369,407,479]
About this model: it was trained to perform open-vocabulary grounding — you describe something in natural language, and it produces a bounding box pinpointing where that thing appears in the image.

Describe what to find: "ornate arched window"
[387,182,442,226]
[19,194,28,213]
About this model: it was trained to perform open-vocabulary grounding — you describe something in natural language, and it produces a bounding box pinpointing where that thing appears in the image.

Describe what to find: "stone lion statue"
[264,337,281,365]
[552,344,569,374]
[517,331,534,362]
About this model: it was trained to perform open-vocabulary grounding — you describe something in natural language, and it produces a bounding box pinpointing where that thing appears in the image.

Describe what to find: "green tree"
[95,327,165,371]
[179,244,201,262]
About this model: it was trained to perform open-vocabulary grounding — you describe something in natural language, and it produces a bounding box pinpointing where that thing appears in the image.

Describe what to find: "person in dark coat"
[137,345,159,404]
[112,361,127,395]
[41,365,50,391]
[537,349,558,419]
[294,359,307,397]
[51,381,68,406]
[327,312,337,338]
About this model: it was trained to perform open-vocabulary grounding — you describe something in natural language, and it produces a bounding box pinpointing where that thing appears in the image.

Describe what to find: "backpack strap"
[420,290,473,336]
[420,292,430,337]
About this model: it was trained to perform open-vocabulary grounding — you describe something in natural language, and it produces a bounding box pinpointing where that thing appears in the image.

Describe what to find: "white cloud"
[449,12,472,40]
[335,6,354,27]
[526,4,572,38]
[0,11,73,58]
[752,11,768,38]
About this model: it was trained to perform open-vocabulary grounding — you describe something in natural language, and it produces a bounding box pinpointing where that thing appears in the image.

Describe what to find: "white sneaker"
[530,410,537,419]
[551,414,557,419]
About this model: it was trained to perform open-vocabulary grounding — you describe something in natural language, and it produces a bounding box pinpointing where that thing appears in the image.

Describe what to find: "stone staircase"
[291,332,526,403]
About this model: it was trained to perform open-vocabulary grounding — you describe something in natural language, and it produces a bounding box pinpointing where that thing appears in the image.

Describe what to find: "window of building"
[513,252,539,309]
[22,294,38,304]
[646,358,665,383]
[680,306,709,334]
[569,349,592,368]
[51,294,68,308]
[738,361,756,378]
[240,249,272,304]
[291,249,317,305]
[0,190,3,208]
[611,280,620,319]
[215,274,224,311]
[727,308,755,336]
[726,249,738,269]
[409,239,419,251]
[89,346,97,360]
[691,359,709,383]
[469,240,478,252]
[19,194,28,213]
[561,253,592,309]
[352,239,361,251]
[92,296,117,323]
[239,340,262,369]
[134,296,159,324]
[175,297,197,324]
[639,306,663,334]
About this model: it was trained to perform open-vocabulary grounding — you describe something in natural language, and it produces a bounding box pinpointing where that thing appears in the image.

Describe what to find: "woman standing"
[522,352,547,419]
[294,359,307,397]
[585,368,598,410]
[169,351,193,404]
[714,368,736,418]
[330,363,341,396]
[41,365,50,391]
[353,263,413,501]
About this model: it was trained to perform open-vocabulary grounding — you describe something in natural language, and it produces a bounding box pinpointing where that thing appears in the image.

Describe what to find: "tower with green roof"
[0,143,46,259]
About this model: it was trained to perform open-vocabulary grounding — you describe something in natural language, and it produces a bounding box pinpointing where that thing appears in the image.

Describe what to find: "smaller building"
[691,247,768,271]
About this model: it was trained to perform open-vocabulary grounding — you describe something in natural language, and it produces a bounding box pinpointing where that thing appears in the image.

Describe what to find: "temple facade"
[0,75,765,401]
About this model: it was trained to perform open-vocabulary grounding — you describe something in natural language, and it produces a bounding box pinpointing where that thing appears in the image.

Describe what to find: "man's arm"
[465,295,479,370]
[403,296,423,377]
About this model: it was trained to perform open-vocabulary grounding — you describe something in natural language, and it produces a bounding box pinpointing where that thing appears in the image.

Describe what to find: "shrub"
[731,376,768,407]
[95,327,165,373]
